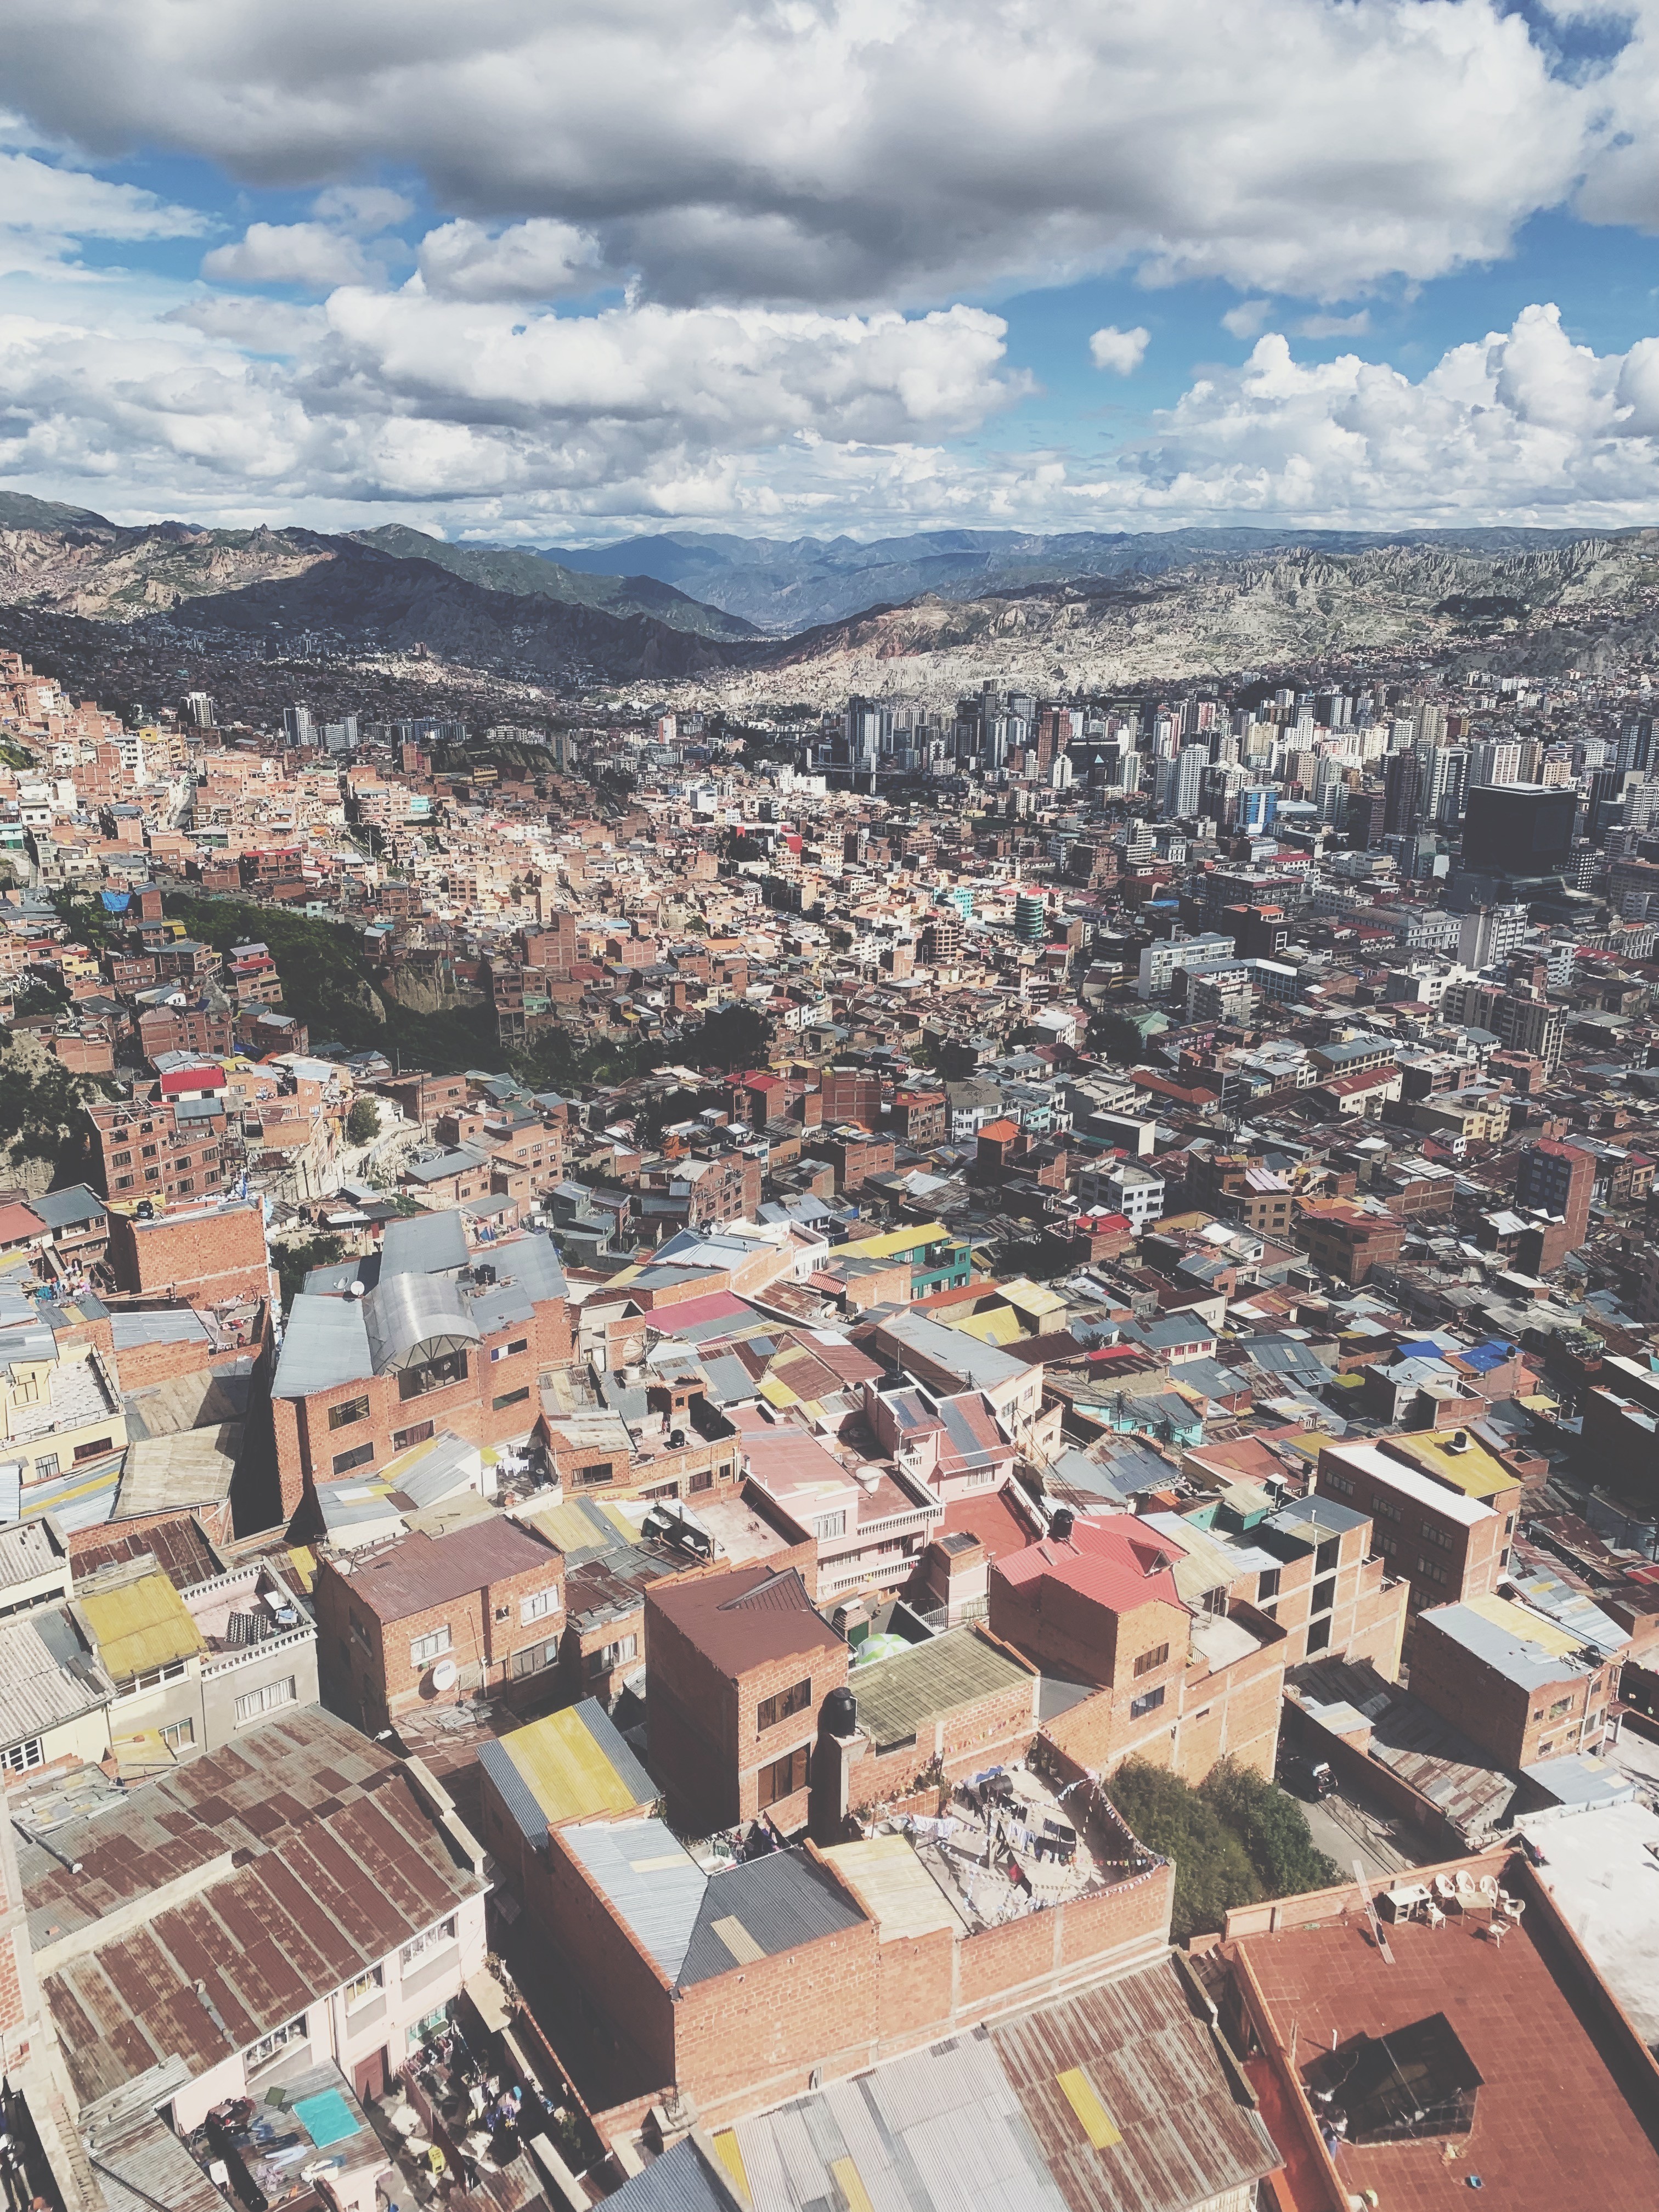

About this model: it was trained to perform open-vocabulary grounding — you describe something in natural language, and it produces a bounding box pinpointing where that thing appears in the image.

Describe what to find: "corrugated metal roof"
[271,1294,373,1399]
[0,1610,113,1742]
[679,1848,866,1987]
[363,1271,479,1374]
[496,1697,656,1829]
[561,1818,707,1984]
[848,1627,1034,1753]
[381,1209,469,1277]
[0,1513,67,1590]
[77,1567,206,1680]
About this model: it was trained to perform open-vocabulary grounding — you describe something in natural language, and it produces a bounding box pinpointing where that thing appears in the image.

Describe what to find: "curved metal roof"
[363,1272,480,1374]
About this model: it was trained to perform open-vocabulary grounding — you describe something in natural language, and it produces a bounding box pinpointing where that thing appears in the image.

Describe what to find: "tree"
[275,1232,345,1311]
[1200,1758,1339,1897]
[1106,1758,1261,1942]
[690,1002,771,1073]
[346,1098,380,1146]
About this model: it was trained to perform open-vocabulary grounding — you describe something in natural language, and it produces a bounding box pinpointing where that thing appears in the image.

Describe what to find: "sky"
[10,2,1659,546]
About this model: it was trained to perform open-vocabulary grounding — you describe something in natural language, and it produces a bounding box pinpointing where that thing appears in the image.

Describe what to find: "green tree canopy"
[1199,1757,1339,1897]
[1107,1758,1261,1942]
[346,1098,380,1145]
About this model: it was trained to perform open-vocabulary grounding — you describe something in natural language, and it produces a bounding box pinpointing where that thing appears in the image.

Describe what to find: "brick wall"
[314,1541,565,1726]
[105,1202,271,1305]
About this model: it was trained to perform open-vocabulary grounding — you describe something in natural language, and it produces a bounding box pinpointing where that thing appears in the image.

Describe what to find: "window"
[410,1627,452,1667]
[689,1469,713,1493]
[1256,1568,1281,1602]
[521,1587,561,1624]
[575,1460,614,1487]
[1549,1697,1572,1719]
[393,1421,434,1452]
[33,1454,58,1480]
[398,1349,468,1400]
[1312,1576,1336,1617]
[141,1143,158,1159]
[161,1718,195,1753]
[1419,1522,1454,1550]
[247,2013,308,2070]
[111,1149,132,1166]
[1129,1685,1166,1720]
[332,1441,375,1475]
[329,1395,371,1431]
[73,1436,114,1463]
[1133,1643,1170,1678]
[512,1639,558,1678]
[235,1675,297,1726]
[1307,1616,1332,1654]
[589,1634,637,1675]
[490,1339,530,1361]
[399,1918,456,1971]
[492,1386,530,1412]
[1315,1537,1340,1574]
[758,1678,811,1733]
[114,1175,134,1190]
[812,1511,847,1541]
[344,1966,383,2009]
[758,1745,810,1807]
[2,1736,43,1775]
[1414,1557,1449,1587]
[1371,1495,1401,1522]
[1323,1470,1353,1497]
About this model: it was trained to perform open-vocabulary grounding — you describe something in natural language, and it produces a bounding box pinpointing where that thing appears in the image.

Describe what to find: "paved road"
[1298,1783,1415,1882]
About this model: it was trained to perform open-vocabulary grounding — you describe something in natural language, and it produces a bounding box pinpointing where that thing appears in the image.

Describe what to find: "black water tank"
[821,1686,857,1737]
[1049,1508,1075,1541]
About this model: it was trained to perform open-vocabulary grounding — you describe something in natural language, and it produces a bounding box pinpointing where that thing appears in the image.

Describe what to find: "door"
[353,2047,387,2105]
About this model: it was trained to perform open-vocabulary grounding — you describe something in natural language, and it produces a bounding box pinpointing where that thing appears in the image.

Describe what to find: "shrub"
[1200,1757,1340,1896]
[1106,1758,1261,1942]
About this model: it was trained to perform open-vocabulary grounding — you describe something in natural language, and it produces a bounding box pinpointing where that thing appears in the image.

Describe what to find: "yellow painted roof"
[500,1706,653,1826]
[758,1375,800,1407]
[1384,1430,1514,1500]
[994,1277,1068,1320]
[1463,1590,1582,1660]
[78,1569,205,1681]
[285,1544,317,1593]
[946,1306,1024,1347]
[821,1834,967,1939]
[835,1221,949,1263]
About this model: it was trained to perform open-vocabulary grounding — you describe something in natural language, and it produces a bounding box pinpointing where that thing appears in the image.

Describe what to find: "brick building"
[1409,1594,1620,1770]
[104,1198,273,1306]
[809,1127,898,1193]
[893,1088,946,1145]
[87,1088,230,1207]
[312,1516,566,1728]
[1314,1439,1510,1622]
[270,1211,572,1522]
[1294,1197,1406,1284]
[988,1515,1286,1784]
[1513,1137,1596,1271]
[645,1562,847,1833]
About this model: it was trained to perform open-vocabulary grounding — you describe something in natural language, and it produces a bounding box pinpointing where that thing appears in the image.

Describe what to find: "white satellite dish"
[431,1657,459,1692]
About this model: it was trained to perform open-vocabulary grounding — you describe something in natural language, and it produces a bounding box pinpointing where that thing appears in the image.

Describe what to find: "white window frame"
[520,1587,560,1625]
[235,1675,297,1726]
[246,2013,308,2071]
[343,1966,384,2010]
[161,1718,195,1753]
[410,1626,452,1667]
[2,1736,43,1775]
[399,1916,457,1972]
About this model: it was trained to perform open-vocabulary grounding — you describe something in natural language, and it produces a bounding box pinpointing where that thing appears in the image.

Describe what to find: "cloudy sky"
[7,1,1659,544]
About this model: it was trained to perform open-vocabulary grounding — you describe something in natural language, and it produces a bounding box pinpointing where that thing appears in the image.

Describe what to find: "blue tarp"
[99,890,130,913]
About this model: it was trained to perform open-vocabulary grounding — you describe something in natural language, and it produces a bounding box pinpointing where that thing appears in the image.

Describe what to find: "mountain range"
[2,490,1658,702]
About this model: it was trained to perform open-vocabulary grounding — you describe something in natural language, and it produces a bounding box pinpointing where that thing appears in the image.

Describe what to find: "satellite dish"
[431,1658,459,1692]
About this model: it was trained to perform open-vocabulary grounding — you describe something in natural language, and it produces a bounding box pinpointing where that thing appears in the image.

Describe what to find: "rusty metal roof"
[646,1563,843,1676]
[24,1707,484,2107]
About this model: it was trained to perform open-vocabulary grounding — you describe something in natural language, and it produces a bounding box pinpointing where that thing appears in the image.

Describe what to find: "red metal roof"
[995,1513,1184,1615]
[158,1064,226,1094]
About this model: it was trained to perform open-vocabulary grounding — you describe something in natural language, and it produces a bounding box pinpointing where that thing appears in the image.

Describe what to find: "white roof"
[1318,1441,1495,1526]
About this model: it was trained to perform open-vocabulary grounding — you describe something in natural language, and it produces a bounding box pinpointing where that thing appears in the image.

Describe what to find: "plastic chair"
[1423,1900,1446,1930]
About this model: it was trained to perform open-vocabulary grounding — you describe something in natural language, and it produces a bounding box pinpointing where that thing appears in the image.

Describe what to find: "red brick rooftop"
[1233,1890,1659,2211]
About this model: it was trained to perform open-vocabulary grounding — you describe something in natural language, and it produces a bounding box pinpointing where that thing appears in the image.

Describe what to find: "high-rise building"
[1515,1139,1594,1248]
[181,691,216,729]
[1014,892,1047,944]
[1618,716,1654,776]
[1461,783,1577,874]
[1173,743,1208,817]
[282,704,314,746]
[1423,744,1469,827]
[1382,749,1421,837]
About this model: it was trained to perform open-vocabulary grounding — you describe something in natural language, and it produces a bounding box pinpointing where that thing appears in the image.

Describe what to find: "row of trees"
[1108,1756,1339,1942]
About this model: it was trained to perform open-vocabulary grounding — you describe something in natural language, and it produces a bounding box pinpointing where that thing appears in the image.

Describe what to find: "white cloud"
[0,1,1599,306]
[201,222,371,289]
[311,184,413,234]
[1088,304,1659,526]
[1221,298,1272,339]
[1088,323,1149,374]
[416,218,605,301]
[0,146,204,279]
[1294,308,1370,339]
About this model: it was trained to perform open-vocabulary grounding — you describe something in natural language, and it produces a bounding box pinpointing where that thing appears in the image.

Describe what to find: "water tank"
[821,1686,857,1738]
[1049,1507,1075,1541]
